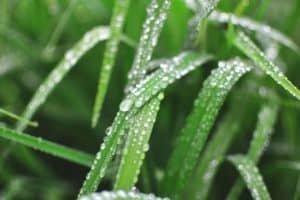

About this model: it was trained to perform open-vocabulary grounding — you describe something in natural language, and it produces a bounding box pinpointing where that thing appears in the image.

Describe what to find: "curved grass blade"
[232,31,300,101]
[16,26,110,132]
[187,93,251,200]
[79,191,169,200]
[78,52,211,197]
[91,0,130,128]
[163,58,251,197]
[227,102,278,200]
[121,52,212,113]
[228,155,271,200]
[114,93,163,190]
[126,0,171,93]
[0,126,93,167]
[0,108,38,128]
[209,11,300,52]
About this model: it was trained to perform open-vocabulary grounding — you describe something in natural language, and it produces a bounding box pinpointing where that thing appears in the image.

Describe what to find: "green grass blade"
[163,58,251,197]
[78,52,211,197]
[78,111,130,197]
[91,0,130,128]
[79,191,169,200]
[16,26,110,132]
[114,93,163,190]
[232,31,300,101]
[126,0,171,92]
[227,102,278,200]
[0,108,38,128]
[187,95,250,200]
[294,176,300,200]
[0,126,93,167]
[228,155,271,200]
[209,11,300,52]
[121,52,212,113]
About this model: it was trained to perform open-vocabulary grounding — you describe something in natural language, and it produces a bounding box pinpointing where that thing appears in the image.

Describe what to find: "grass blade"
[91,0,130,127]
[79,191,169,200]
[78,52,211,197]
[163,58,251,197]
[0,108,38,128]
[126,0,171,92]
[209,11,300,52]
[232,31,300,101]
[0,126,93,167]
[228,155,271,200]
[114,93,163,190]
[187,90,253,200]
[227,102,278,200]
[16,26,110,132]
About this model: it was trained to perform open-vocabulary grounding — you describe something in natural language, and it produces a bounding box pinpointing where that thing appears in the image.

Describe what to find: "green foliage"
[0,0,300,199]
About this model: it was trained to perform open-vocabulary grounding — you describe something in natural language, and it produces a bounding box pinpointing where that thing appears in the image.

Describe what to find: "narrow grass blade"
[0,108,37,127]
[114,93,163,190]
[91,0,130,127]
[78,52,211,197]
[163,58,251,197]
[78,111,130,197]
[79,191,169,200]
[232,31,300,101]
[294,176,300,200]
[121,52,212,113]
[187,96,249,200]
[126,0,171,92]
[209,11,300,52]
[16,26,110,132]
[0,126,93,167]
[227,102,278,200]
[228,155,271,200]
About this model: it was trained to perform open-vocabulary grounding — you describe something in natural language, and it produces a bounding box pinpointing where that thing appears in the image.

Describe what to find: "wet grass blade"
[209,11,300,52]
[0,126,93,167]
[187,95,250,200]
[163,58,251,197]
[79,191,169,200]
[227,102,278,200]
[232,31,300,101]
[78,52,211,197]
[91,0,130,127]
[0,108,38,128]
[114,94,163,190]
[126,0,171,92]
[228,155,271,200]
[16,26,110,132]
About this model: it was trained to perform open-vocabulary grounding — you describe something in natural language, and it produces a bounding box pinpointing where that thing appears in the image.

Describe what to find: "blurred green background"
[0,0,299,199]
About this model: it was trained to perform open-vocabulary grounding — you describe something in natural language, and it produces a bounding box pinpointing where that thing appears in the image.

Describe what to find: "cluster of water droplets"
[79,190,169,200]
[16,26,110,131]
[229,156,271,200]
[120,52,211,112]
[209,11,299,52]
[126,0,171,93]
[116,94,162,188]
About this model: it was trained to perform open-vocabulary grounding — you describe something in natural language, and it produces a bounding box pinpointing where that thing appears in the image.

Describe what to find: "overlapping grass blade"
[232,31,300,101]
[209,11,299,52]
[78,52,211,197]
[91,0,130,127]
[227,102,278,200]
[0,108,37,127]
[125,0,171,93]
[162,58,251,197]
[114,94,163,190]
[0,126,93,167]
[228,155,271,200]
[187,93,251,200]
[16,26,110,132]
[79,191,169,200]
